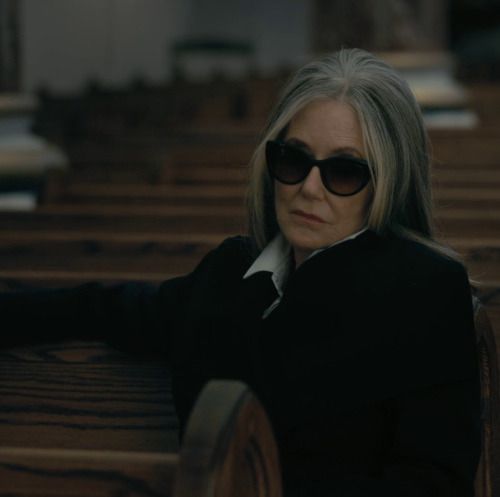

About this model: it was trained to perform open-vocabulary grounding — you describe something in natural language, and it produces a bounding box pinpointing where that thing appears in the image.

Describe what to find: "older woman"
[1,49,480,497]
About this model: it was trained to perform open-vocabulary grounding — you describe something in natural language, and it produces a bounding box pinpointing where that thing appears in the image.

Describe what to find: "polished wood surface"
[0,341,282,497]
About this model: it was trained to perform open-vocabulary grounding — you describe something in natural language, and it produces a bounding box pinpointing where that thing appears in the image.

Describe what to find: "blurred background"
[4,0,500,91]
[0,0,499,334]
[1,0,500,179]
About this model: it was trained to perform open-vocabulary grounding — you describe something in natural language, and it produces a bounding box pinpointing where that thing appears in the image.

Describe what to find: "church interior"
[1,0,500,495]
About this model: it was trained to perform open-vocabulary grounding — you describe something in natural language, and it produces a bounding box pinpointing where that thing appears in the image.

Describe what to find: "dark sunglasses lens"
[322,159,369,195]
[268,143,309,184]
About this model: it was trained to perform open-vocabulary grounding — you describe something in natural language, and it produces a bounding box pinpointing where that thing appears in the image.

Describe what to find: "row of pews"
[2,121,500,326]
[1,81,500,495]
[430,115,500,342]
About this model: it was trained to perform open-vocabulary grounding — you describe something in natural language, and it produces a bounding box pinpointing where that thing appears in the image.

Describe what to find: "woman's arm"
[0,278,186,358]
[0,237,233,356]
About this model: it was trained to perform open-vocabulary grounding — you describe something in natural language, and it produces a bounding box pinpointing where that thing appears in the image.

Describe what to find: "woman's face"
[274,98,373,267]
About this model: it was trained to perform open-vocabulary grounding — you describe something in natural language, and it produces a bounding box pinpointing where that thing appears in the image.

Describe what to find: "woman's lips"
[292,210,326,223]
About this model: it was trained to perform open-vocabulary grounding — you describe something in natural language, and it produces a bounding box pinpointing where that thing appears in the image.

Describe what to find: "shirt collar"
[243,227,368,296]
[243,234,291,296]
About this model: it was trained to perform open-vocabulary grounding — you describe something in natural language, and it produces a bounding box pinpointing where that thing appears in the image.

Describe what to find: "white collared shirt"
[243,227,368,318]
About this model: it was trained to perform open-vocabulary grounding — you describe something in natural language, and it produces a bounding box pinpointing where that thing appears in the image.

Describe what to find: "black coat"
[1,230,481,497]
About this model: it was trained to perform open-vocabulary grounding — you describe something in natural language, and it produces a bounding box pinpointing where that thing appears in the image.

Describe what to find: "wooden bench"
[0,339,283,497]
[429,126,500,169]
[0,269,165,290]
[435,210,500,238]
[432,169,500,188]
[0,207,245,234]
[42,182,247,207]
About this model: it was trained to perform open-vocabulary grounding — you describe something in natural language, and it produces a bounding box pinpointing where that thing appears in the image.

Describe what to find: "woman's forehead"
[285,99,365,157]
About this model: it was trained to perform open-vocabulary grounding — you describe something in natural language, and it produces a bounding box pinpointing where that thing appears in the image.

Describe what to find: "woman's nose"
[300,165,325,198]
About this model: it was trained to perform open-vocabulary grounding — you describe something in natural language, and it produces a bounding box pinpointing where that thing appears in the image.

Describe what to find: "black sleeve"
[0,279,185,357]
[0,241,224,357]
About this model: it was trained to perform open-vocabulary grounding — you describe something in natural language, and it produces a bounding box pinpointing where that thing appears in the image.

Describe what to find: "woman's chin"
[284,219,366,249]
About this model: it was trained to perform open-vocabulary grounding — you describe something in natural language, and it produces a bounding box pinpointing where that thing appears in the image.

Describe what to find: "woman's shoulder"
[216,235,256,253]
[360,231,471,297]
[210,235,257,263]
[308,230,470,293]
[316,229,466,278]
[189,235,257,280]
[380,232,467,278]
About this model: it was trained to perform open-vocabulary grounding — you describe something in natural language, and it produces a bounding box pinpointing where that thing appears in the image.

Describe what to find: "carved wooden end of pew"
[473,300,500,497]
[0,379,283,497]
[175,380,282,497]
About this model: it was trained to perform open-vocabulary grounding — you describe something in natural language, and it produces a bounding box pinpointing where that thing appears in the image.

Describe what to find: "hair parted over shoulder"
[246,48,454,258]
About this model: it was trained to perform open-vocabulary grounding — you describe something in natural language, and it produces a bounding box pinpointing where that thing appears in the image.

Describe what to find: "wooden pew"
[429,127,500,168]
[0,231,218,275]
[0,207,246,234]
[435,210,500,238]
[46,162,248,187]
[0,340,283,497]
[434,188,500,210]
[0,270,164,290]
[432,169,500,188]
[64,139,255,168]
[42,182,247,207]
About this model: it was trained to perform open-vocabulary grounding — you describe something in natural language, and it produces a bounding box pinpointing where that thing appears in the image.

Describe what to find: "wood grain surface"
[0,341,179,452]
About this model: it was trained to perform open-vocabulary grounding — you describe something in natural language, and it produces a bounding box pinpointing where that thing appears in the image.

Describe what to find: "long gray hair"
[246,48,454,259]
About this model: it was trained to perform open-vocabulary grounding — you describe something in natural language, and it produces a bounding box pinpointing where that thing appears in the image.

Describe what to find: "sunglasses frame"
[265,139,371,197]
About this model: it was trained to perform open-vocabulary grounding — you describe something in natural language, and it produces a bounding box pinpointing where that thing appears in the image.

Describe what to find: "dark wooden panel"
[0,342,179,452]
[0,448,178,497]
